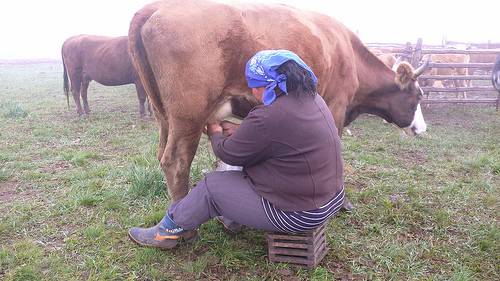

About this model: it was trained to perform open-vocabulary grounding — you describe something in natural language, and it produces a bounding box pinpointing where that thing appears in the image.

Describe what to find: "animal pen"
[367,39,500,110]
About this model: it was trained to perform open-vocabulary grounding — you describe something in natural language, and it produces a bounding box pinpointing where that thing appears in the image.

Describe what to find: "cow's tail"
[62,54,70,111]
[128,2,167,120]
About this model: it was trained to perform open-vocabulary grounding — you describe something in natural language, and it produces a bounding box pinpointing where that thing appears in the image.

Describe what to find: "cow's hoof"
[342,202,355,211]
[181,229,199,243]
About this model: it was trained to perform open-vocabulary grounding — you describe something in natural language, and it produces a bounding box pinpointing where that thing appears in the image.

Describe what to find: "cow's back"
[468,52,499,75]
[62,34,137,86]
[421,53,468,76]
[129,0,361,126]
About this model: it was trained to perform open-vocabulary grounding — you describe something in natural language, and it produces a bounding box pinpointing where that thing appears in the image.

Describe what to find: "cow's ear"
[395,62,413,89]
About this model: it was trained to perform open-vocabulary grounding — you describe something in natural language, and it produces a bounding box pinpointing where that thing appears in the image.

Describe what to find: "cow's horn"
[413,55,431,77]
[392,56,402,71]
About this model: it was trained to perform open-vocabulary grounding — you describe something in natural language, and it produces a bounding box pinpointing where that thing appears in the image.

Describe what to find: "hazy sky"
[1,0,499,59]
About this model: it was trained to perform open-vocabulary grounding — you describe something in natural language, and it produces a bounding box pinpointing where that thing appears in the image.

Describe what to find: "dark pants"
[168,171,281,232]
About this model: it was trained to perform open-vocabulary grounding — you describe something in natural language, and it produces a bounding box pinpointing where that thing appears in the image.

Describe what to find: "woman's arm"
[206,116,271,167]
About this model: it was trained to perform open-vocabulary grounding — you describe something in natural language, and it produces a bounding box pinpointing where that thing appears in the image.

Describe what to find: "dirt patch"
[324,254,361,280]
[58,111,78,121]
[0,179,56,214]
[42,162,72,174]
[0,181,22,205]
[400,150,428,166]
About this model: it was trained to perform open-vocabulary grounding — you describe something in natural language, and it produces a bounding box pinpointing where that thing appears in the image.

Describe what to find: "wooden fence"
[367,39,500,110]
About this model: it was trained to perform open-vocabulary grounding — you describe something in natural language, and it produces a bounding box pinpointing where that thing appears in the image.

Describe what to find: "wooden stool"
[267,224,328,269]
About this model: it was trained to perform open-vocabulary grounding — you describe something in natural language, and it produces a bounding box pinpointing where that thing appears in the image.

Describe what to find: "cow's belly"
[92,77,134,87]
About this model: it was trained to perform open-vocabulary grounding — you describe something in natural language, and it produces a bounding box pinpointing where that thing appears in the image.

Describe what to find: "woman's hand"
[220,121,240,137]
[203,121,240,138]
[203,122,223,138]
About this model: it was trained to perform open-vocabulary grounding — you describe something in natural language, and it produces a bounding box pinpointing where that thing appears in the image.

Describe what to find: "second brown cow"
[62,34,151,118]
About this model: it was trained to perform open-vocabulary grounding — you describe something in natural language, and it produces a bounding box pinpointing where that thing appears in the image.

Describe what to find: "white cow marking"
[402,104,427,136]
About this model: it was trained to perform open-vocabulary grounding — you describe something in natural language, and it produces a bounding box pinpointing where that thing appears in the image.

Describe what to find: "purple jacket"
[210,92,344,212]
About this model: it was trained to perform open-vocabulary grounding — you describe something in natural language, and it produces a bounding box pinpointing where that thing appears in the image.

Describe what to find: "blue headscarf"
[245,50,317,106]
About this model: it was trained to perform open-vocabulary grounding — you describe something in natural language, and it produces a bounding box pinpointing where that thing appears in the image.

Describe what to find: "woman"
[129,50,345,249]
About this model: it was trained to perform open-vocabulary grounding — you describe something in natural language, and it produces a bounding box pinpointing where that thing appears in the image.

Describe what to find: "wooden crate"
[267,224,328,269]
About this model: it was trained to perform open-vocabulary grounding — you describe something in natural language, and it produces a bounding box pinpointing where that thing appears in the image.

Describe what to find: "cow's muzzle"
[402,104,427,136]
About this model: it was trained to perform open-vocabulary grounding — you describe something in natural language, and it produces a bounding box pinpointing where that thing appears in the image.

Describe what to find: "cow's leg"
[466,77,472,99]
[461,79,467,99]
[151,110,198,243]
[134,81,149,118]
[69,75,85,116]
[160,125,202,201]
[160,120,203,243]
[454,78,460,99]
[81,73,92,114]
[454,79,467,99]
[156,118,169,163]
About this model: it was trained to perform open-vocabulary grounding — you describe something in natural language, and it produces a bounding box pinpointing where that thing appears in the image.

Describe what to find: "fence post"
[411,38,423,68]
[402,42,412,63]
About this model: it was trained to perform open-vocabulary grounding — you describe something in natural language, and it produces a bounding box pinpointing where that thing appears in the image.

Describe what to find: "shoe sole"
[216,217,240,235]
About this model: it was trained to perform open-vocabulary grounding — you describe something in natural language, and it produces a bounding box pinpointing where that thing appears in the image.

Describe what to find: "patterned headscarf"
[245,50,317,106]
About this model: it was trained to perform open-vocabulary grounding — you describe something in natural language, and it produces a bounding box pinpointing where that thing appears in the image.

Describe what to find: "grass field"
[0,59,499,280]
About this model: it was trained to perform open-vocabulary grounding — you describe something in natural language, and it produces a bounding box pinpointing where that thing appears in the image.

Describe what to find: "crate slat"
[267,224,328,269]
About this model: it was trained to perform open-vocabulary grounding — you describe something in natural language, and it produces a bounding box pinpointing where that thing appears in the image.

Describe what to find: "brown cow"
[378,53,398,69]
[370,49,398,69]
[467,52,500,90]
[467,52,499,76]
[419,53,469,99]
[128,0,429,209]
[62,34,151,118]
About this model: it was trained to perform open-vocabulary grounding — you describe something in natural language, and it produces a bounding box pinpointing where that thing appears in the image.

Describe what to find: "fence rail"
[421,86,495,92]
[419,75,490,80]
[420,49,500,55]
[426,63,494,68]
[368,39,500,109]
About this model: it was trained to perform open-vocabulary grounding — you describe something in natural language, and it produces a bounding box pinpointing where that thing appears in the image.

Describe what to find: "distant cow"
[128,0,429,206]
[62,34,151,118]
[493,55,500,92]
[419,54,469,99]
[467,52,499,76]
[377,53,398,69]
[370,49,398,71]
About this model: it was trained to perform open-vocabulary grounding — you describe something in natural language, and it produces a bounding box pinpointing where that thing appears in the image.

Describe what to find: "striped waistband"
[262,186,345,234]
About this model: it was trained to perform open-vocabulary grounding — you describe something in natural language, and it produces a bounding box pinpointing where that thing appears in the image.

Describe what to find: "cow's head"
[386,57,430,136]
[345,54,430,136]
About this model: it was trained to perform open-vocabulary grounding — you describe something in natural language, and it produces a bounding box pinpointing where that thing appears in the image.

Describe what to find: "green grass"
[0,59,499,280]
[0,101,29,118]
